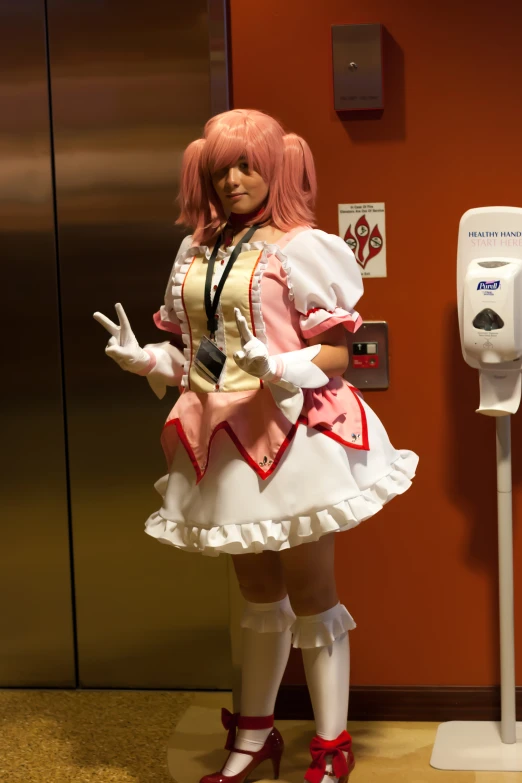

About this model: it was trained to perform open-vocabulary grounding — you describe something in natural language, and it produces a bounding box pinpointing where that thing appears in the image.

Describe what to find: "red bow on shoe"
[304,731,353,783]
[221,708,240,751]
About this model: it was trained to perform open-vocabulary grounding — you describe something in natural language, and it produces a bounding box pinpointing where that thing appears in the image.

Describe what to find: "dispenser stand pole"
[430,400,521,770]
[496,414,517,744]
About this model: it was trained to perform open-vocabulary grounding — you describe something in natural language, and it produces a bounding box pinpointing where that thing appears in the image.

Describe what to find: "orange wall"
[230,0,522,687]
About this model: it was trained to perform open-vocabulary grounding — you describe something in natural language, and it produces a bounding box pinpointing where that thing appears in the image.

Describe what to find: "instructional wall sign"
[338,202,387,278]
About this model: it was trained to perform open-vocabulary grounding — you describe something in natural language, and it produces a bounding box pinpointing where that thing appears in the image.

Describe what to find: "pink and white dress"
[144,226,418,557]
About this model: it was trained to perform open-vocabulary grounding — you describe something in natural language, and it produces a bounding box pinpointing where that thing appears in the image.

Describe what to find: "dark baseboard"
[275,684,522,722]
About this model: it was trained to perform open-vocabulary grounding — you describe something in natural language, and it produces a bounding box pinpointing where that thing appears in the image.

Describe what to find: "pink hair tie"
[136,349,157,376]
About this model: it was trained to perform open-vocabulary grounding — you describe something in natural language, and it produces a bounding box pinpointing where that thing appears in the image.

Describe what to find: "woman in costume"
[94,109,418,783]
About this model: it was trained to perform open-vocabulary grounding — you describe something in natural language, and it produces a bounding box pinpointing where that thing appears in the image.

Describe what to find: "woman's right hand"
[93,303,151,374]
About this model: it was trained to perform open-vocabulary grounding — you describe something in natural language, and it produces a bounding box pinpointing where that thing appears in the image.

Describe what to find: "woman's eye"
[239,161,249,172]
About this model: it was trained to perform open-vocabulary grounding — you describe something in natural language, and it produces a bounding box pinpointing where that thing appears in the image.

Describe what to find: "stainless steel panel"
[332,24,383,111]
[0,1,75,685]
[209,0,230,116]
[46,0,232,687]
[345,321,389,390]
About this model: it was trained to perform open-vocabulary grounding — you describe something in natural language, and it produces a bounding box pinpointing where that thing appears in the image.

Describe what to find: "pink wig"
[176,109,317,245]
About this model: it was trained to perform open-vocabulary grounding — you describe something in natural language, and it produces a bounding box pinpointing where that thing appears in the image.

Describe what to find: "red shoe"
[199,707,284,783]
[304,731,355,783]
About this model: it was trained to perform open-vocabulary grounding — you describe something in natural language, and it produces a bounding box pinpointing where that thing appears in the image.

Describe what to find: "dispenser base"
[431,720,522,771]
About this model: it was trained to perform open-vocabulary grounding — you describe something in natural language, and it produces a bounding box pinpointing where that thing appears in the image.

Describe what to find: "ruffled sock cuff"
[291,602,356,649]
[240,594,297,633]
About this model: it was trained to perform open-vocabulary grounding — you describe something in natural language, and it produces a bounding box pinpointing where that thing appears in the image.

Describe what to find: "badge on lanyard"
[194,223,260,386]
[194,336,227,385]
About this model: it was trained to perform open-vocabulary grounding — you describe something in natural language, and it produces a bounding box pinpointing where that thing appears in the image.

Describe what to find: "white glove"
[234,308,329,424]
[233,315,276,380]
[93,303,185,399]
[93,303,151,373]
[142,341,185,399]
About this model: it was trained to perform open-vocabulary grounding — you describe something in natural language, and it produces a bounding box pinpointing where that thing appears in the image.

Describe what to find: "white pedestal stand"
[431,416,522,770]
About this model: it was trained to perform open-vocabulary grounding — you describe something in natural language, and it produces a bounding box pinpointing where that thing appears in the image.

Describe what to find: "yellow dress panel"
[182,249,263,393]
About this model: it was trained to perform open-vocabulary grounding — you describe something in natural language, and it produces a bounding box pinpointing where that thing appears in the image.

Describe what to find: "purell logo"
[477,280,500,291]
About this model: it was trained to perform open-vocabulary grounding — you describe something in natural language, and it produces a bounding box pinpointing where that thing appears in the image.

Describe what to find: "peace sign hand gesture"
[233,307,277,380]
[93,303,150,374]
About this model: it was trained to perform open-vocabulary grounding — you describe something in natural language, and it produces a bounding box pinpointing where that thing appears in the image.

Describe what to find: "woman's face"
[211,156,268,215]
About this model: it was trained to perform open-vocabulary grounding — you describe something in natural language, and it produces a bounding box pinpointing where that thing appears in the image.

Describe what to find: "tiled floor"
[1,688,521,782]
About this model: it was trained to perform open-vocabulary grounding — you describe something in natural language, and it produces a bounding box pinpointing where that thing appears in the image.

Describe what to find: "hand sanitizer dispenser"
[432,205,522,774]
[457,207,522,415]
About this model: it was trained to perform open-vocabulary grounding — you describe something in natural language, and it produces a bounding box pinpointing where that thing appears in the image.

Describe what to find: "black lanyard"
[205,223,260,337]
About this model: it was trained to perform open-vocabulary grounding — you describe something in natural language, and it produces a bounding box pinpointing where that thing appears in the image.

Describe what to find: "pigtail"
[276,133,317,227]
[283,134,317,208]
[175,139,212,240]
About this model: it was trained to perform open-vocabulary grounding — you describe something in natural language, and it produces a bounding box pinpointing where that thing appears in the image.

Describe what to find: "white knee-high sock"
[302,632,350,739]
[222,596,295,777]
[293,603,354,783]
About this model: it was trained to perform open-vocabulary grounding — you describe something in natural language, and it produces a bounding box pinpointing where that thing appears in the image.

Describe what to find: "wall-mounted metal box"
[332,23,383,111]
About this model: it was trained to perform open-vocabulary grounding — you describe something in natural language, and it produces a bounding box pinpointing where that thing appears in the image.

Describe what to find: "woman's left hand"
[233,307,277,379]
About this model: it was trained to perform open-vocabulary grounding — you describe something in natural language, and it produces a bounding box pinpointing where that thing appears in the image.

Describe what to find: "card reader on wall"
[344,321,389,390]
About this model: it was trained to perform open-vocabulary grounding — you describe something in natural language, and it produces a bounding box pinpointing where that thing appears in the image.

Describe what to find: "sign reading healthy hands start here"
[338,202,387,278]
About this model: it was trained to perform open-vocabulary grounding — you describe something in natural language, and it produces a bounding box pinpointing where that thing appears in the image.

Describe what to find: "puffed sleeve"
[152,234,193,336]
[283,229,363,339]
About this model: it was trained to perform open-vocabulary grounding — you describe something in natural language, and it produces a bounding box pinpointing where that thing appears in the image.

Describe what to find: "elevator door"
[46,0,233,688]
[0,0,75,685]
[0,0,233,689]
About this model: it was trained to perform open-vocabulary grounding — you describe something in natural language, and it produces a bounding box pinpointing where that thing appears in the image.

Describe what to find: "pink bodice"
[155,227,367,482]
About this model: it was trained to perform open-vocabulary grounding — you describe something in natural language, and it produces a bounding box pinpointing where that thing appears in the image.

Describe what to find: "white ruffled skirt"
[144,397,419,557]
